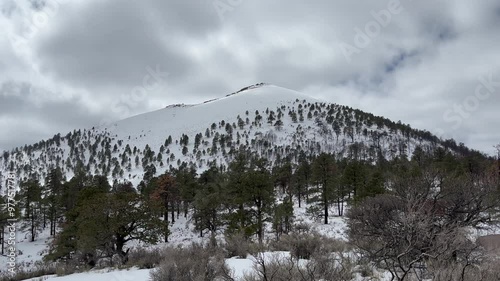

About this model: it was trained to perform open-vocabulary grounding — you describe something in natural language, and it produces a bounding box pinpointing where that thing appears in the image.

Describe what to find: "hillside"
[0,83,478,188]
[0,84,497,281]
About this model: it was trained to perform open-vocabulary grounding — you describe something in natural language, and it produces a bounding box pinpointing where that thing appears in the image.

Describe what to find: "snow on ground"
[226,256,255,280]
[0,225,52,273]
[293,201,348,240]
[22,267,151,281]
[5,197,497,281]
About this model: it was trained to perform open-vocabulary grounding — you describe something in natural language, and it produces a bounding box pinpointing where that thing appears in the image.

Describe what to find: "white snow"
[0,84,481,281]
[0,225,52,273]
[1,83,437,189]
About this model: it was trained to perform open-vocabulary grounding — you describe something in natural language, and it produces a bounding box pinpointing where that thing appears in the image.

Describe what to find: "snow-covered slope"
[107,84,319,155]
[114,84,316,132]
[1,83,450,188]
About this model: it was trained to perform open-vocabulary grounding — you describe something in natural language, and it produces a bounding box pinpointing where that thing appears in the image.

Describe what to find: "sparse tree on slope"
[151,173,177,242]
[19,179,42,241]
[309,153,337,223]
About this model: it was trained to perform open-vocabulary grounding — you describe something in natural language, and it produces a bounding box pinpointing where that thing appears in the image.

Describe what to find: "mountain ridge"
[0,84,485,190]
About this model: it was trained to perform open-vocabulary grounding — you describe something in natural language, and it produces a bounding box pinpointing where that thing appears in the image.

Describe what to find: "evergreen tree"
[49,181,162,265]
[174,165,198,218]
[309,153,337,223]
[19,179,42,241]
[0,195,10,255]
[243,157,274,244]
[44,168,64,236]
[193,166,225,236]
[271,200,293,240]
[151,173,177,242]
[226,152,252,236]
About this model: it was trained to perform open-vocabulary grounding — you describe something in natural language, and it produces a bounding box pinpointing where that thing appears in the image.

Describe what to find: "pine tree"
[226,152,251,236]
[309,153,337,223]
[174,165,198,218]
[49,180,162,265]
[44,168,64,236]
[193,166,225,236]
[151,173,177,242]
[292,160,310,208]
[19,179,43,241]
[244,157,274,244]
[194,133,202,150]
[272,200,293,240]
[0,195,11,255]
[342,161,366,203]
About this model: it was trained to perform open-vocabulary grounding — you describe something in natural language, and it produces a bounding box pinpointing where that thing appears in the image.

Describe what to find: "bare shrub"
[357,261,375,278]
[150,243,232,281]
[427,256,500,281]
[0,262,57,281]
[224,232,253,258]
[478,259,500,281]
[243,251,355,281]
[347,169,500,280]
[276,230,347,260]
[293,220,310,233]
[126,247,164,269]
[54,261,85,276]
[244,254,302,281]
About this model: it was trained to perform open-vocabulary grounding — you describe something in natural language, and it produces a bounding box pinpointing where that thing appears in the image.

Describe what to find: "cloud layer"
[1,0,499,154]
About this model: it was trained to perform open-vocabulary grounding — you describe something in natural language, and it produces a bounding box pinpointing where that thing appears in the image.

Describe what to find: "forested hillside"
[0,84,484,190]
[0,84,497,281]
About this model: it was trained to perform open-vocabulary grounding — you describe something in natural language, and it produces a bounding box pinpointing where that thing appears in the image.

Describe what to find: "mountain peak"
[229,82,269,95]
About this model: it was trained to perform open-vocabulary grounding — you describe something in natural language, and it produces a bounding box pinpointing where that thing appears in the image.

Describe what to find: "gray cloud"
[0,81,104,150]
[35,1,202,90]
[0,0,499,154]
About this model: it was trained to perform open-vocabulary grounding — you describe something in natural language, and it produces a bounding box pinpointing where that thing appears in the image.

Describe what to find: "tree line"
[0,145,497,272]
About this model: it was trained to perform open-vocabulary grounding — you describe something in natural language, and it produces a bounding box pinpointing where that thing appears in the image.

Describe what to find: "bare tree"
[347,168,500,281]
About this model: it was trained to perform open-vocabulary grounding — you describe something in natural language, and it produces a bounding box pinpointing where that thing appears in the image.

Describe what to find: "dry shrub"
[126,247,164,269]
[243,254,301,281]
[479,259,500,281]
[0,262,57,281]
[276,230,348,260]
[243,251,355,281]
[149,243,232,281]
[429,256,500,281]
[224,232,254,258]
[309,250,354,281]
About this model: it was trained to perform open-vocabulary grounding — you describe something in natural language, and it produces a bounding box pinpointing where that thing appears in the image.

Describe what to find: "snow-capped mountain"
[0,84,467,187]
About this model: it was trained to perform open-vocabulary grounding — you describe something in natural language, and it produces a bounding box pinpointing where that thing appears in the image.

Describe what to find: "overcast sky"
[1,0,499,155]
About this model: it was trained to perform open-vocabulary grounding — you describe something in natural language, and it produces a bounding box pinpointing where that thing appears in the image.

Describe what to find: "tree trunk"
[323,183,328,224]
[50,207,56,236]
[171,204,175,224]
[31,209,35,242]
[0,225,4,255]
[164,199,169,243]
[184,201,188,218]
[257,199,263,244]
[211,210,217,234]
[115,236,129,265]
[298,187,302,208]
[239,204,245,231]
